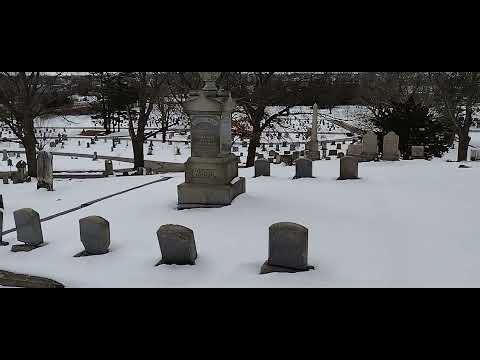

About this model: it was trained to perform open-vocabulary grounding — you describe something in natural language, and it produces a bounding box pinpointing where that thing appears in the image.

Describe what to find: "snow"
[2,150,480,288]
[2,108,480,288]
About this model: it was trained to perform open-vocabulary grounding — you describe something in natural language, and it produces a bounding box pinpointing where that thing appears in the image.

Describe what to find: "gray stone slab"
[294,158,313,179]
[14,208,44,246]
[263,222,313,272]
[411,145,425,159]
[254,159,270,177]
[156,224,197,265]
[338,156,359,180]
[382,131,400,161]
[79,216,111,255]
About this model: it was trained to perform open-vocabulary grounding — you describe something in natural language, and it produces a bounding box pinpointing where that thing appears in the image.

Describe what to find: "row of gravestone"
[347,131,427,161]
[2,207,314,274]
[255,156,359,180]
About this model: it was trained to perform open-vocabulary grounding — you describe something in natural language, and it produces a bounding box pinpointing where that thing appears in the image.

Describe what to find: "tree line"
[1,72,479,176]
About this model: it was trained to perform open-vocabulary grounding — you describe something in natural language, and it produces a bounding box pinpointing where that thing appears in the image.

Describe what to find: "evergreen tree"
[371,96,453,158]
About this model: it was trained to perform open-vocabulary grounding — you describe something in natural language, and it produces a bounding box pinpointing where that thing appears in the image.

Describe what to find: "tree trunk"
[457,130,471,162]
[162,129,167,143]
[24,136,37,177]
[246,130,261,167]
[132,137,145,169]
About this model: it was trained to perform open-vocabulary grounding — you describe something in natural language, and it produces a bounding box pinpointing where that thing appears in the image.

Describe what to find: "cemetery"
[1,71,480,288]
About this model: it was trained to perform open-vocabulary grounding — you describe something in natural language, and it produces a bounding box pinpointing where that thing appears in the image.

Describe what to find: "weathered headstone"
[261,222,314,274]
[275,144,280,152]
[336,143,342,150]
[294,158,313,179]
[76,216,111,256]
[347,144,363,157]
[338,156,359,180]
[93,152,98,161]
[361,131,378,161]
[2,150,7,161]
[254,159,270,177]
[104,160,114,176]
[13,208,44,249]
[411,145,425,159]
[13,160,27,184]
[328,149,338,156]
[156,224,197,265]
[470,149,480,161]
[37,151,53,191]
[382,131,400,161]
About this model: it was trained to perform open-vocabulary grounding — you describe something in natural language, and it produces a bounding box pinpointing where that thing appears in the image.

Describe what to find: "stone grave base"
[155,259,196,266]
[73,249,110,257]
[0,270,64,288]
[260,261,314,275]
[177,177,246,210]
[337,176,360,181]
[11,243,47,253]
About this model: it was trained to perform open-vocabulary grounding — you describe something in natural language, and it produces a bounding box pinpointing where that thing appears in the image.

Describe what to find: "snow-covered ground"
[1,143,480,287]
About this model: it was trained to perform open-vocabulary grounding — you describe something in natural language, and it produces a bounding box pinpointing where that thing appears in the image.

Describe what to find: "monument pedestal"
[178,177,246,209]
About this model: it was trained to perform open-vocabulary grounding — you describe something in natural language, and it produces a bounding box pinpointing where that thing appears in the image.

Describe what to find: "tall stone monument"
[306,103,320,160]
[177,72,246,209]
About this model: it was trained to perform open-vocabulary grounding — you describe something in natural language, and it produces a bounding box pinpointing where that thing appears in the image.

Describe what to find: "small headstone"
[290,144,296,151]
[328,149,338,156]
[76,216,111,256]
[336,143,342,150]
[92,152,98,161]
[3,177,8,185]
[86,142,90,148]
[294,158,313,179]
[254,159,270,177]
[7,159,13,167]
[411,145,425,160]
[382,131,400,161]
[104,160,114,176]
[261,222,314,274]
[338,156,359,180]
[2,150,8,161]
[275,144,280,151]
[337,152,345,158]
[13,208,44,247]
[470,149,480,161]
[232,146,239,152]
[156,225,197,266]
[282,142,287,148]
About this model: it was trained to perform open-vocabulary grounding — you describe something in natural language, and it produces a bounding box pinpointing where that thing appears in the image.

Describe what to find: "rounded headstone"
[268,222,310,270]
[79,216,111,255]
[13,208,44,246]
[156,224,197,265]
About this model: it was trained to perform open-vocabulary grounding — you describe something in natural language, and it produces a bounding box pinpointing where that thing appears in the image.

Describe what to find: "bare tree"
[118,72,165,169]
[222,72,312,167]
[0,72,64,176]
[429,72,480,161]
